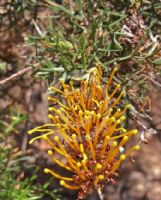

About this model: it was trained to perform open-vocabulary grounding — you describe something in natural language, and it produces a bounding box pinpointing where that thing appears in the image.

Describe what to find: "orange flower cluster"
[28,65,140,199]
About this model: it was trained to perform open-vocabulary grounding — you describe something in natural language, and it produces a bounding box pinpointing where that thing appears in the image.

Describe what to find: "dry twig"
[0,66,32,86]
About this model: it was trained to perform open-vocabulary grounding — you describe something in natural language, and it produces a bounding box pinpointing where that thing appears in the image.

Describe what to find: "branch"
[97,187,104,200]
[0,66,32,86]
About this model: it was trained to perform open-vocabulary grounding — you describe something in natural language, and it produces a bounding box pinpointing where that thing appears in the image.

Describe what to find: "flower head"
[29,65,140,199]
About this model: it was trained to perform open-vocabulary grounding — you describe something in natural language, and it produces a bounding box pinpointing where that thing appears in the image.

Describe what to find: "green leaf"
[152,58,161,65]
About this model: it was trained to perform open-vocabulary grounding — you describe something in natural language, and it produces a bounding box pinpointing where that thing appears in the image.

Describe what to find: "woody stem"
[97,186,104,200]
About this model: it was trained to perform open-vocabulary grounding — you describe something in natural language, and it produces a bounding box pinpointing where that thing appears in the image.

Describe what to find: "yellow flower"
[28,65,140,199]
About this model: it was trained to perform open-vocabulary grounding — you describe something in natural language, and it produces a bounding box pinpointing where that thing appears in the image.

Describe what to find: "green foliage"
[0,110,26,136]
[0,109,61,200]
[27,0,160,83]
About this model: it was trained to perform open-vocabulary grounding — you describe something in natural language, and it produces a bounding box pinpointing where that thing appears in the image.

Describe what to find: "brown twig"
[0,66,32,86]
[43,0,59,7]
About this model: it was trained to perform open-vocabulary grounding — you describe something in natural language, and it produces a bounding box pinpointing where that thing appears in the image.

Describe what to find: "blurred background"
[0,1,161,199]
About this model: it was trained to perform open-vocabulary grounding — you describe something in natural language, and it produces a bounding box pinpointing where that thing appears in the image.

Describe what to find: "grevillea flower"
[28,65,140,199]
